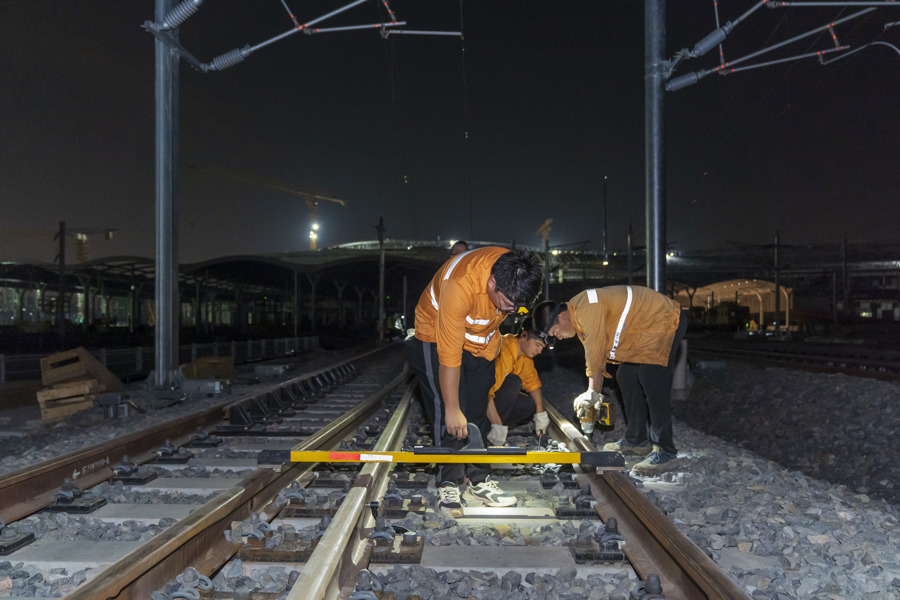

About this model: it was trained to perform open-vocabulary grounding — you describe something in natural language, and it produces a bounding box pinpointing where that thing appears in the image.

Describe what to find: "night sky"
[2,1,899,264]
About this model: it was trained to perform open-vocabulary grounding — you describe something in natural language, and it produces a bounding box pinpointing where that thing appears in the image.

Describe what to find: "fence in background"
[0,336,319,383]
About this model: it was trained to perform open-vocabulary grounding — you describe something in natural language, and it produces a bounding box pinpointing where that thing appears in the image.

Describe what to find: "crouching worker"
[532,286,687,475]
[485,317,551,446]
[405,247,543,516]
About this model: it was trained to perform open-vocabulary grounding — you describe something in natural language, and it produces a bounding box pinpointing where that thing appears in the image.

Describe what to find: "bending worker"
[406,246,543,515]
[486,317,551,446]
[532,286,687,475]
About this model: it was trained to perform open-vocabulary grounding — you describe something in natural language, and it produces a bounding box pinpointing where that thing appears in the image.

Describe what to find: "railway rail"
[0,345,751,600]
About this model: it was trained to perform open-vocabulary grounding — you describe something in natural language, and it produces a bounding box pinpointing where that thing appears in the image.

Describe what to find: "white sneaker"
[462,476,517,508]
[436,481,464,517]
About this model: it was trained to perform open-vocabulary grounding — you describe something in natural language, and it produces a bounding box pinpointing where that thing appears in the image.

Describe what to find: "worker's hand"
[444,408,469,440]
[533,411,550,436]
[487,424,508,446]
[573,389,603,419]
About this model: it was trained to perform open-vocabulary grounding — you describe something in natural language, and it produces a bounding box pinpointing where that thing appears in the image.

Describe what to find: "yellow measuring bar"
[258,449,625,468]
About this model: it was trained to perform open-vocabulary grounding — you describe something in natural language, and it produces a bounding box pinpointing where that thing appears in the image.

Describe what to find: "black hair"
[491,249,543,308]
[517,316,537,338]
[532,300,568,335]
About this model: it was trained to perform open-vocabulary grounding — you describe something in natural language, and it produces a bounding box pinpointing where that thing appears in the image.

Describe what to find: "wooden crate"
[36,380,98,422]
[181,356,235,380]
[39,347,125,393]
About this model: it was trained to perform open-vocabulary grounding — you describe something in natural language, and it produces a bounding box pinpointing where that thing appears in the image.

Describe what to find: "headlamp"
[533,302,564,350]
[533,329,557,350]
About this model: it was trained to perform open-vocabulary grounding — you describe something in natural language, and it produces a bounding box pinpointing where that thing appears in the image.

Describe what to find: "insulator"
[208,46,250,71]
[666,71,701,92]
[161,0,203,31]
[689,23,731,58]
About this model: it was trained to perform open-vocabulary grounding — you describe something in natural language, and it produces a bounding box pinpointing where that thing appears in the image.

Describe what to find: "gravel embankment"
[540,344,900,599]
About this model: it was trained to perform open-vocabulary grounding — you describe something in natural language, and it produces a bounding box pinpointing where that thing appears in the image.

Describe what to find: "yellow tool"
[597,401,613,427]
[258,448,624,469]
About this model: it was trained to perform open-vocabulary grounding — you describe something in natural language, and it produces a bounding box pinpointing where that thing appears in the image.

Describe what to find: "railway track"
[0,345,750,600]
[688,337,900,380]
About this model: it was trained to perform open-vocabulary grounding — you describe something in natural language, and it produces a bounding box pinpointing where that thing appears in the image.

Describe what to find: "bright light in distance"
[551,250,560,255]
[312,223,319,231]
[668,252,675,257]
[309,231,317,239]
[602,260,609,266]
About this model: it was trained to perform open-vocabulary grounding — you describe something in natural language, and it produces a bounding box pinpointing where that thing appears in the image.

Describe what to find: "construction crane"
[185,164,346,251]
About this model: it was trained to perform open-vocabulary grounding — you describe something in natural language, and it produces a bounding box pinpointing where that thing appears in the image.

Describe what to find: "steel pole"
[774,229,781,337]
[544,237,551,301]
[602,176,608,258]
[57,221,66,347]
[154,0,180,388]
[627,224,634,286]
[645,0,667,293]
[377,217,385,342]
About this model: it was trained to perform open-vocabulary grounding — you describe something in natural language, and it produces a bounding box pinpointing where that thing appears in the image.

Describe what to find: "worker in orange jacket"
[533,286,687,475]
[406,246,542,516]
[485,317,551,446]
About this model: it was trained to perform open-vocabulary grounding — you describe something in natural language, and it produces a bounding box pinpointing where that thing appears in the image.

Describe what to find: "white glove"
[533,411,550,436]
[573,390,603,419]
[487,424,508,446]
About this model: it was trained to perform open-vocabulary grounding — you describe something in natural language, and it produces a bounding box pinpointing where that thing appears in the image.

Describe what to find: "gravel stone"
[539,347,900,598]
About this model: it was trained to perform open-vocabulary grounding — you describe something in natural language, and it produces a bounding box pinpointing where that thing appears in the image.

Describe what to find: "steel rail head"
[286,379,417,600]
[546,403,751,600]
[63,363,411,600]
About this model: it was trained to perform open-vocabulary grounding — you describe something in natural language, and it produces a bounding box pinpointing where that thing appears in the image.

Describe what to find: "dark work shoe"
[437,481,463,517]
[603,438,653,456]
[631,445,680,475]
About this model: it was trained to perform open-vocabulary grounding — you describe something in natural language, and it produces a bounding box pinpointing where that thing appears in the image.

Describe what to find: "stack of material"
[180,355,235,380]
[36,348,125,422]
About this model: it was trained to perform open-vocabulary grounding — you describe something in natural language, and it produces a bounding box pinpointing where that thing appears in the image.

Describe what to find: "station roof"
[1,240,897,302]
[673,279,792,305]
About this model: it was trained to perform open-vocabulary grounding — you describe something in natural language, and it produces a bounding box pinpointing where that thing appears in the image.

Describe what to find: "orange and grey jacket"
[568,286,682,379]
[413,246,510,368]
[488,333,541,399]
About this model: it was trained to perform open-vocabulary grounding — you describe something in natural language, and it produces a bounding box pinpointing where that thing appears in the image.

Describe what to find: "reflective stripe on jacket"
[413,246,510,368]
[569,286,682,379]
[488,334,541,399]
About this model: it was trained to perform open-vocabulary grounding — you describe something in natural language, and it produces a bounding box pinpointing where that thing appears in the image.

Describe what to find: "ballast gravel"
[539,348,900,599]
[3,345,900,598]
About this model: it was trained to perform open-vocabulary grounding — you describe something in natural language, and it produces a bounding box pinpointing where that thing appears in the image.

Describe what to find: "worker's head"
[532,300,574,342]
[488,250,543,315]
[517,317,549,357]
[449,240,469,256]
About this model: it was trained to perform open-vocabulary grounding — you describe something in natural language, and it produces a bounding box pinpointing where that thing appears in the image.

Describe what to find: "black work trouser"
[615,311,688,456]
[492,374,537,428]
[405,336,495,484]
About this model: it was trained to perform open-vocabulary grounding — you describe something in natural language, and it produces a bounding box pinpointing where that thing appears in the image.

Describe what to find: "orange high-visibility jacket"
[488,333,541,399]
[568,286,682,379]
[413,246,510,368]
